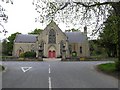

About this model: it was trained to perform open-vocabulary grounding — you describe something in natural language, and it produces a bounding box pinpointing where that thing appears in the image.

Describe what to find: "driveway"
[2,61,118,89]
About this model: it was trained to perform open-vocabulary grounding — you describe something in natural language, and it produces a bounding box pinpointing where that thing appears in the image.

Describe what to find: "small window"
[80,47,82,54]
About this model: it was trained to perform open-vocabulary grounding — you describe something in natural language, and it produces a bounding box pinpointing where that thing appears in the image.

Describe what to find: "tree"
[0,0,13,35]
[6,32,21,55]
[99,14,118,57]
[0,5,8,35]
[89,40,107,57]
[28,28,43,35]
[65,28,79,32]
[33,1,120,70]
[2,39,8,55]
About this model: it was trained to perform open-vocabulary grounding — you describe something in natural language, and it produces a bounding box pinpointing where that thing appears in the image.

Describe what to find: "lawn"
[97,63,119,79]
[98,63,116,72]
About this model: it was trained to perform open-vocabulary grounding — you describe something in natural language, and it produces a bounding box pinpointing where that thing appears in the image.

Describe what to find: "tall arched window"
[80,46,82,54]
[48,29,56,44]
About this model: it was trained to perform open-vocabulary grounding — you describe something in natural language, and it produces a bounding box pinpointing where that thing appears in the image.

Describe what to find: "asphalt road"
[2,61,118,89]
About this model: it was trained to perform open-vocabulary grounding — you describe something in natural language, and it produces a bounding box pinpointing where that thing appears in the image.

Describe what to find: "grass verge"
[97,63,119,79]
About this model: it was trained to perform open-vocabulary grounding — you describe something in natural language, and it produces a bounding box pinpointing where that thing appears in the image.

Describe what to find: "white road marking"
[49,64,50,67]
[49,68,51,74]
[21,67,32,72]
[49,77,52,90]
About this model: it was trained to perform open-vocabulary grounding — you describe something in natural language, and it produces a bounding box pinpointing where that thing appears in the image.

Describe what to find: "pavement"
[1,60,119,89]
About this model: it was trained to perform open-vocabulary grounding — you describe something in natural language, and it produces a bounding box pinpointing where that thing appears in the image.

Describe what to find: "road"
[2,61,118,89]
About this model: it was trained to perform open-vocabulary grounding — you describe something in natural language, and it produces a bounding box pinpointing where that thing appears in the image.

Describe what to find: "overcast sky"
[0,0,99,40]
[0,0,45,40]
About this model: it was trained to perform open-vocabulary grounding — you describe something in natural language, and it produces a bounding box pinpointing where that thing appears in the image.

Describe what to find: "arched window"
[80,46,82,54]
[17,47,24,57]
[48,29,56,44]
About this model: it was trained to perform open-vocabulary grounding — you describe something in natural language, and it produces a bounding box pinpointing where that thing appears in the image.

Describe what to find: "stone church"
[13,21,90,58]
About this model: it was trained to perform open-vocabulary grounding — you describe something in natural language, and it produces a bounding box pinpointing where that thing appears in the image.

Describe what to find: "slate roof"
[15,34,38,43]
[15,32,87,43]
[65,32,87,43]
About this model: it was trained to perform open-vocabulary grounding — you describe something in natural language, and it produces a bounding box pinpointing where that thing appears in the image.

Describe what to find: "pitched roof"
[65,32,87,43]
[15,34,38,43]
[14,32,87,43]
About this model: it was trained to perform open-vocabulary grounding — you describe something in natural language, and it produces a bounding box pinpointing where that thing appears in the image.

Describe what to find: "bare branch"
[73,2,112,7]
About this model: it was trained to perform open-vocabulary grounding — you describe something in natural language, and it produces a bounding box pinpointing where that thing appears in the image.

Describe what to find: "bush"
[72,51,77,57]
[23,51,36,58]
[19,53,25,58]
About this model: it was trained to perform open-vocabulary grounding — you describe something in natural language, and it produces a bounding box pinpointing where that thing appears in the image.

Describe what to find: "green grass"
[97,62,120,79]
[98,63,116,73]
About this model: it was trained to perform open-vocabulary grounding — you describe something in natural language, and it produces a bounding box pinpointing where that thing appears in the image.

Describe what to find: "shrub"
[19,53,25,58]
[72,51,77,57]
[23,51,36,58]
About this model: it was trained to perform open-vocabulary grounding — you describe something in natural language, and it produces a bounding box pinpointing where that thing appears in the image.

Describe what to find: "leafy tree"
[28,28,43,35]
[7,32,21,55]
[65,28,79,32]
[1,33,22,57]
[89,40,105,56]
[2,39,8,55]
[71,28,79,32]
[99,14,118,57]
[33,1,120,70]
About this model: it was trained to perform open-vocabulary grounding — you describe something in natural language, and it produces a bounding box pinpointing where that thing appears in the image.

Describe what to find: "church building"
[12,21,90,58]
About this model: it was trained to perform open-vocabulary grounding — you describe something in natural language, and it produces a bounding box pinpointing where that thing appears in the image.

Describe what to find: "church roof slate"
[15,32,87,43]
[65,32,87,43]
[15,34,38,43]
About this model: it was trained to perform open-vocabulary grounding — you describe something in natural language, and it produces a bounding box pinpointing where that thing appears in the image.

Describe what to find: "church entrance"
[48,50,56,58]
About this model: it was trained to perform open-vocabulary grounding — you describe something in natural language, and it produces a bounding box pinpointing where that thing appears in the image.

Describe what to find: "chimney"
[84,26,87,37]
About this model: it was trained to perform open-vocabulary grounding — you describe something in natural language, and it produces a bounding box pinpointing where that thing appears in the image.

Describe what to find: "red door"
[51,51,53,58]
[48,50,56,58]
[48,50,51,58]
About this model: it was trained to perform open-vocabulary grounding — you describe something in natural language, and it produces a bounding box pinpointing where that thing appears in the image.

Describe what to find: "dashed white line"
[49,68,51,74]
[49,77,52,90]
[48,64,52,89]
